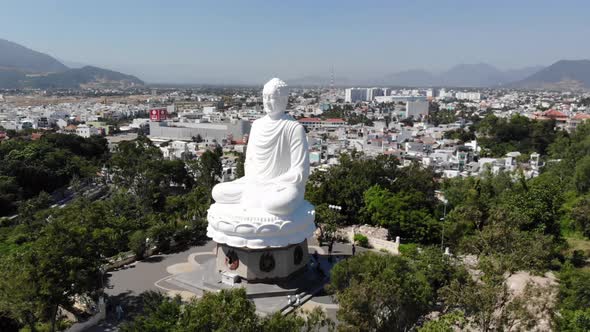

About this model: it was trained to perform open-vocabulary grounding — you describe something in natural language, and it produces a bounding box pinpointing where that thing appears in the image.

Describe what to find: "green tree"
[179,288,259,331]
[0,211,103,332]
[362,185,440,243]
[129,230,148,259]
[574,155,590,194]
[313,203,343,244]
[418,311,465,332]
[442,275,551,332]
[119,291,182,332]
[0,251,45,331]
[556,266,590,331]
[0,133,108,216]
[443,128,475,142]
[147,222,175,253]
[236,152,245,178]
[571,195,590,237]
[461,208,557,273]
[17,191,53,228]
[329,252,434,332]
[0,175,21,216]
[109,136,161,186]
[305,153,401,224]
[474,114,557,156]
[121,289,333,332]
[188,148,222,194]
[428,103,457,126]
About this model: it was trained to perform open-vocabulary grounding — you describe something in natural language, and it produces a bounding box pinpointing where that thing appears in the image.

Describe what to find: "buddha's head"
[263,78,289,118]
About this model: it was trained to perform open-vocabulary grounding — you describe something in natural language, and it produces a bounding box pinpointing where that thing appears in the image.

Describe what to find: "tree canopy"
[474,114,557,157]
[120,289,334,332]
[0,133,109,216]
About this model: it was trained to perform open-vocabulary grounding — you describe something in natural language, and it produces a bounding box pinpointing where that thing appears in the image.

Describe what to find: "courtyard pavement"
[85,239,366,331]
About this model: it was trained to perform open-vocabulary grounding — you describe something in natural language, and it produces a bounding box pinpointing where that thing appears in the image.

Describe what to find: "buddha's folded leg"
[212,181,245,204]
[261,185,303,216]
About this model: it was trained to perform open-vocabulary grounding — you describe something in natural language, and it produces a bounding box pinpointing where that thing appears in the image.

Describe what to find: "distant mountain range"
[291,64,545,88]
[2,38,590,90]
[0,39,68,73]
[290,61,590,90]
[0,39,143,89]
[509,60,590,90]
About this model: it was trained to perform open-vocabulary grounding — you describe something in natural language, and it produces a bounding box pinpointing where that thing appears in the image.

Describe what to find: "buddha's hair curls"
[263,78,289,97]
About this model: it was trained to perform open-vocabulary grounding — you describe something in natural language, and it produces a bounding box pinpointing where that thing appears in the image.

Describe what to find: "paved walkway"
[85,240,366,331]
[85,242,216,331]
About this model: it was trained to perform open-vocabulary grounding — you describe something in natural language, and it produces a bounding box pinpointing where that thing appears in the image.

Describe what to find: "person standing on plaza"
[116,304,124,321]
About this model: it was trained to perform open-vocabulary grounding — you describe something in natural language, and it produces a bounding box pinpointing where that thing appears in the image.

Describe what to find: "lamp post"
[328,204,342,211]
[435,190,449,252]
[100,267,104,290]
[327,205,342,237]
[145,237,150,257]
[327,205,341,260]
[440,200,447,251]
[99,254,105,292]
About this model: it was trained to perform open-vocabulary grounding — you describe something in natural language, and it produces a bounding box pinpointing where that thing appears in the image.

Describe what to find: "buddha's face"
[263,92,288,117]
[262,78,289,118]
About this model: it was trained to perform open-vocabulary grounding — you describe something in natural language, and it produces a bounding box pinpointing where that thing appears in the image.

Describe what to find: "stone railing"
[105,246,158,271]
[346,226,400,255]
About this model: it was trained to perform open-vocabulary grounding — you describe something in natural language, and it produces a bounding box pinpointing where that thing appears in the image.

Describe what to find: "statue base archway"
[215,240,309,281]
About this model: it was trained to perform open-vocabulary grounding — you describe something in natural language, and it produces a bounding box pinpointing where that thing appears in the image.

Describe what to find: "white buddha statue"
[207,78,315,248]
[211,78,309,216]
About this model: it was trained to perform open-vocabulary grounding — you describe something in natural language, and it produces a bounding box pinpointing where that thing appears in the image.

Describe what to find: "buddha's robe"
[212,114,309,215]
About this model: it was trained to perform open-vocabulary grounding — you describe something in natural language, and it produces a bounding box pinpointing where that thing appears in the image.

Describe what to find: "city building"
[75,124,100,138]
[568,113,590,132]
[406,101,429,119]
[366,88,384,101]
[149,119,251,142]
[345,88,367,103]
[455,91,481,101]
[298,117,346,130]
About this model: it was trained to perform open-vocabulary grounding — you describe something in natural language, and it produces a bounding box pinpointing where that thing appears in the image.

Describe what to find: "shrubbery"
[353,234,369,248]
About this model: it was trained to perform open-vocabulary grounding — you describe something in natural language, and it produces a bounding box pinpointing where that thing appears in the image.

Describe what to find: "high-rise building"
[345,88,367,103]
[367,87,384,101]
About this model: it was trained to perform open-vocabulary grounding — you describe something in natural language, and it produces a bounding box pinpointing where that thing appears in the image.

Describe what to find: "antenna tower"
[330,65,335,91]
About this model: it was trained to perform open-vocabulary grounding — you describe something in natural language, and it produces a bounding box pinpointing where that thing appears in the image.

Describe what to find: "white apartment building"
[455,92,481,101]
[76,124,100,138]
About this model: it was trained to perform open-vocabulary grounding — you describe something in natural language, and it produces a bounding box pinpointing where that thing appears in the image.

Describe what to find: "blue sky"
[2,0,589,83]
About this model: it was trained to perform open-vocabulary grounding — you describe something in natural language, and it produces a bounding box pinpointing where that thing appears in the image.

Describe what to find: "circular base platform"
[215,240,310,281]
[206,200,316,249]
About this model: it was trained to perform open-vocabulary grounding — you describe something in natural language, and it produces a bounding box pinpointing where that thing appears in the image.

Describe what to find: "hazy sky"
[2,0,589,83]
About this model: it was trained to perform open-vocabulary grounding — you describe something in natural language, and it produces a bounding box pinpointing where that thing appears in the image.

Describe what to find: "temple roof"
[543,109,567,118]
